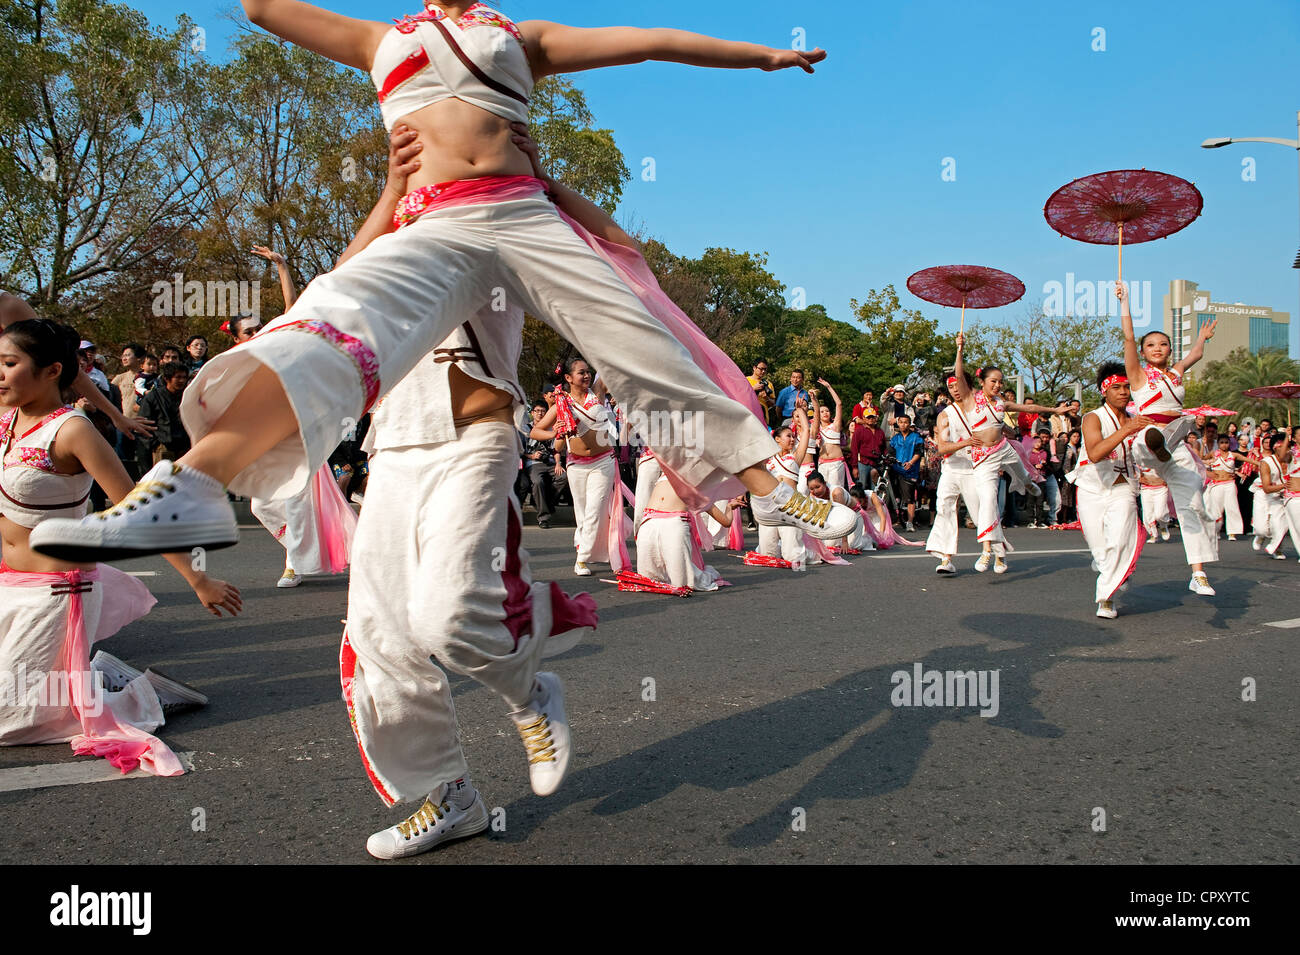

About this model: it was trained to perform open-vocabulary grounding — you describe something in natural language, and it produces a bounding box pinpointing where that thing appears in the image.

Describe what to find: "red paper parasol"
[1243,381,1300,427]
[1043,169,1203,283]
[1183,405,1237,418]
[906,265,1025,334]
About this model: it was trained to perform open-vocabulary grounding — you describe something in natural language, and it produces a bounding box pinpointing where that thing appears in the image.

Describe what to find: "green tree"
[848,285,950,384]
[975,300,1123,402]
[1185,347,1299,426]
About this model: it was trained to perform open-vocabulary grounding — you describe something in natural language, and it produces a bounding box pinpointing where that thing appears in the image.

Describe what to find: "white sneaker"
[1252,536,1262,551]
[365,787,489,860]
[974,552,992,573]
[1096,600,1117,619]
[1188,574,1216,596]
[905,521,915,533]
[276,569,300,588]
[512,672,570,797]
[573,561,592,577]
[90,651,144,693]
[1270,551,1287,561]
[935,559,956,575]
[1147,535,1158,544]
[1227,535,1237,541]
[144,668,209,716]
[29,461,237,562]
[1160,524,1171,541]
[993,555,1008,574]
[752,485,857,540]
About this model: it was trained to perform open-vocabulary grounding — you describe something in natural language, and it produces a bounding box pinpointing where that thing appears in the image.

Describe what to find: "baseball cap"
[79,339,95,350]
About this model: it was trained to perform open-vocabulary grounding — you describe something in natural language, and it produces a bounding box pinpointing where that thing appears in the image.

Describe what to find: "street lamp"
[1201,110,1300,358]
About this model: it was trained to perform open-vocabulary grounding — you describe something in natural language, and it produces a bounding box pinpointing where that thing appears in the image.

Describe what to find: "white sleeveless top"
[0,407,94,529]
[938,404,974,471]
[1073,405,1137,494]
[766,452,799,483]
[1131,365,1184,416]
[371,2,532,132]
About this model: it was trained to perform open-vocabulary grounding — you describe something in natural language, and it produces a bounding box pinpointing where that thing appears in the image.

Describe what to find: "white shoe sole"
[30,518,238,563]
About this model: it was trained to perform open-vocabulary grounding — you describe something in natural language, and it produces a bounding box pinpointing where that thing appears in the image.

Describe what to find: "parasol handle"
[959,294,967,336]
[1117,222,1124,286]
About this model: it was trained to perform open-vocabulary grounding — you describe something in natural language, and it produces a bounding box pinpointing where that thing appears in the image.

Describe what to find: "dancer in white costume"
[1070,363,1152,619]
[532,357,625,576]
[925,375,981,575]
[30,0,855,563]
[634,454,729,592]
[0,320,239,771]
[1203,434,1248,541]
[1280,443,1300,561]
[759,406,812,567]
[1257,434,1293,559]
[1138,467,1172,543]
[336,124,598,859]
[950,333,1068,574]
[814,378,849,495]
[806,472,881,552]
[1116,282,1220,596]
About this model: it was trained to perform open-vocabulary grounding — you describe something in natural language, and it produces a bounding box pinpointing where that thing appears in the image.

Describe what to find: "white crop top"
[1131,364,1184,416]
[0,407,93,529]
[371,2,532,132]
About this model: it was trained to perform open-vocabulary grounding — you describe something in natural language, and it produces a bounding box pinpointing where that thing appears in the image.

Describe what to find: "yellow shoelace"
[396,797,448,840]
[96,474,177,521]
[517,714,556,765]
[777,491,833,528]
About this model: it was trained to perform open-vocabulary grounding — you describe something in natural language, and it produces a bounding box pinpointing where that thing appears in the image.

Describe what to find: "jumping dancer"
[31,0,854,563]
[814,378,849,495]
[925,374,980,575]
[1138,466,1172,543]
[336,124,599,859]
[950,333,1067,574]
[1070,363,1151,619]
[1117,282,1220,595]
[1203,433,1248,541]
[0,320,240,770]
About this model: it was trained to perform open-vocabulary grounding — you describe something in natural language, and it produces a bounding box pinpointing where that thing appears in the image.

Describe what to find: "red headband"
[1100,374,1128,392]
[946,376,958,387]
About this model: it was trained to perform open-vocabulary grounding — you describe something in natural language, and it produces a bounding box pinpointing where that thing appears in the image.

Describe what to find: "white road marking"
[124,571,157,577]
[0,752,195,793]
[871,548,1093,559]
[1264,618,1300,629]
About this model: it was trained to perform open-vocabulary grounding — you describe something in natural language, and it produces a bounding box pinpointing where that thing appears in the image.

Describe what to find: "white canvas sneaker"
[1188,574,1216,596]
[276,569,301,588]
[751,485,857,540]
[935,559,956,575]
[29,461,237,562]
[512,672,570,797]
[90,651,144,693]
[573,561,592,577]
[974,552,992,573]
[1096,600,1118,619]
[993,554,1008,574]
[365,787,489,860]
[144,668,209,716]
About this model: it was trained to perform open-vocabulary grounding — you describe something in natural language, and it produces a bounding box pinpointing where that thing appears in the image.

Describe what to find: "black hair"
[185,335,207,348]
[754,358,770,368]
[791,368,805,376]
[142,352,159,363]
[1140,330,1171,348]
[848,483,867,498]
[122,341,145,357]
[1268,433,1287,451]
[561,355,589,378]
[774,425,793,440]
[0,318,82,389]
[159,361,188,381]
[806,470,826,485]
[978,365,1001,382]
[161,344,182,357]
[1216,434,1230,443]
[1096,361,1127,390]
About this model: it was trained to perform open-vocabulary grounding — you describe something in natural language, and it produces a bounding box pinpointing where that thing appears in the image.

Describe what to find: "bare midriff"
[391,98,536,188]
[1,515,94,574]
[448,365,514,426]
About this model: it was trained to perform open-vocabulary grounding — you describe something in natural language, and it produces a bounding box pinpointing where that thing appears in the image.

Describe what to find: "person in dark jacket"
[135,361,191,471]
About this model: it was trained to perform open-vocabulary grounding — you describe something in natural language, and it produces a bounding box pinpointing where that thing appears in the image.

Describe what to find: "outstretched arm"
[521,21,826,77]
[1174,316,1217,376]
[1116,281,1144,383]
[792,405,811,466]
[251,246,297,308]
[241,0,389,71]
[818,378,843,432]
[74,372,154,438]
[952,333,972,402]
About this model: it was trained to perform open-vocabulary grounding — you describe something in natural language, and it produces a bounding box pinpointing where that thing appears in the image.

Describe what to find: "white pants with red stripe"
[926,461,978,556]
[970,462,1009,552]
[1204,480,1243,536]
[1077,480,1142,603]
[1132,438,1218,566]
[342,420,556,806]
[568,452,616,565]
[1139,484,1171,537]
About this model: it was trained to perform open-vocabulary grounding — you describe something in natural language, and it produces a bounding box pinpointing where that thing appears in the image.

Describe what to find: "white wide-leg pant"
[568,453,616,565]
[970,463,1009,551]
[1283,495,1300,556]
[758,524,805,567]
[1132,437,1218,566]
[819,457,849,495]
[1264,494,1296,556]
[342,420,556,806]
[926,462,978,556]
[183,194,776,502]
[1204,481,1243,536]
[1139,484,1171,537]
[636,513,723,591]
[1077,480,1143,603]
[1251,484,1272,539]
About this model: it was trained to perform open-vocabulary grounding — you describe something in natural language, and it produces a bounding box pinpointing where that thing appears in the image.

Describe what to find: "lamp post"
[1201,110,1300,358]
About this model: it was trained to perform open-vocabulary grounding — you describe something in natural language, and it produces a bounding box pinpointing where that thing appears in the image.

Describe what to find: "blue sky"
[135,0,1300,357]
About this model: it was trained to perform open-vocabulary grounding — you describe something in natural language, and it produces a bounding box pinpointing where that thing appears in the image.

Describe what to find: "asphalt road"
[2,501,1297,865]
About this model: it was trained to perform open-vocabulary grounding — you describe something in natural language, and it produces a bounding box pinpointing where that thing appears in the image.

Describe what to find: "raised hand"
[250,245,285,266]
[762,47,827,73]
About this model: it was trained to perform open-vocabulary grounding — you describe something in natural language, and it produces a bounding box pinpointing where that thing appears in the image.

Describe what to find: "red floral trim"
[339,629,398,807]
[261,319,381,412]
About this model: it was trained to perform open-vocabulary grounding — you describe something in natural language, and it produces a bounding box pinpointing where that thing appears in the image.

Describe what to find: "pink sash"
[311,465,357,574]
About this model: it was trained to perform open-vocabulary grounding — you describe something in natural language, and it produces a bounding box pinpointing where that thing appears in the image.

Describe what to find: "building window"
[1248,316,1288,354]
